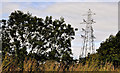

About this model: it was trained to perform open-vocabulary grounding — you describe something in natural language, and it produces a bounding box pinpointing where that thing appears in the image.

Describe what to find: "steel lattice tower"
[80,9,96,57]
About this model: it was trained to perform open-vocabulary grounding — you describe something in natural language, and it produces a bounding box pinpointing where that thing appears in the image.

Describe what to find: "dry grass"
[0,58,2,72]
[1,55,120,72]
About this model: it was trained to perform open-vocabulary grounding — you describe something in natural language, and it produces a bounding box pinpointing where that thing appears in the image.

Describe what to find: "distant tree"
[97,31,120,67]
[2,10,78,63]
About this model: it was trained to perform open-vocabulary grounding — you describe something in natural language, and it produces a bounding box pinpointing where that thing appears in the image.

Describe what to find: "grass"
[1,54,120,72]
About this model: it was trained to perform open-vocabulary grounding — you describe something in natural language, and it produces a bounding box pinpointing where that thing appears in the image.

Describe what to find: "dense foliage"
[97,31,120,67]
[2,10,78,71]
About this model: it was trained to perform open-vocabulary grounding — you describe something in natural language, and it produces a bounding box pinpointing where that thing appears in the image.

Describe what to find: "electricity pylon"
[80,9,96,57]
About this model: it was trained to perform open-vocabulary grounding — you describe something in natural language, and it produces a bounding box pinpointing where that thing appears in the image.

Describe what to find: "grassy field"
[1,54,120,72]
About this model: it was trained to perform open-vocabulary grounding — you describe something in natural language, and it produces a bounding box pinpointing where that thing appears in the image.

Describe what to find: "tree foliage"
[97,31,120,66]
[2,10,77,63]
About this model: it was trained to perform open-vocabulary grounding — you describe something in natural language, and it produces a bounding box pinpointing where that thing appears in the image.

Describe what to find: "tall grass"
[1,55,120,72]
[0,58,2,72]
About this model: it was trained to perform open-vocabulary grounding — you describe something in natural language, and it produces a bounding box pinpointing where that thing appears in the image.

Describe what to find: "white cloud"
[2,2,21,19]
[0,3,2,19]
[2,0,120,2]
[2,2,55,19]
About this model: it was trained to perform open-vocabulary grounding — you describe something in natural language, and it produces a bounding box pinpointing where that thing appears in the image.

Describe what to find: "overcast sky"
[1,1,119,59]
[1,0,120,2]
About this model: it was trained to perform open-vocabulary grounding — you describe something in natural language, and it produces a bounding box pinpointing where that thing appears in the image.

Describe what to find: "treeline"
[97,31,120,67]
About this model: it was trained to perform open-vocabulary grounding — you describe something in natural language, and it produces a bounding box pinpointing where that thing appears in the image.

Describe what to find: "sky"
[0,0,119,59]
[1,0,120,2]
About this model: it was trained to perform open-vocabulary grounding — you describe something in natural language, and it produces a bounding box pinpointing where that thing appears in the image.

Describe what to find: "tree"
[97,31,120,67]
[2,10,77,63]
[48,49,60,62]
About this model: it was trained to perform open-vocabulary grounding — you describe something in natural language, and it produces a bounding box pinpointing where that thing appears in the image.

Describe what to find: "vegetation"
[1,10,77,71]
[97,31,120,68]
[1,53,120,72]
[1,10,120,72]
